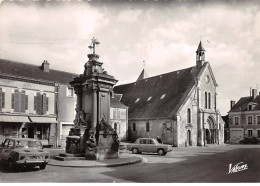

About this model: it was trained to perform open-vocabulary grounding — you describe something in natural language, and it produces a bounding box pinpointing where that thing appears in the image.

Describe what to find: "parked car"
[126,138,173,155]
[0,138,50,171]
[239,137,259,144]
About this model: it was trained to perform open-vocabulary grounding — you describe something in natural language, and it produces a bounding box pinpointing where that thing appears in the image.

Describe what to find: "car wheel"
[39,164,47,170]
[8,159,16,171]
[158,149,165,156]
[132,148,138,154]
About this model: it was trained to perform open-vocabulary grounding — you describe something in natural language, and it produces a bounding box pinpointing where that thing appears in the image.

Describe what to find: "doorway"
[205,129,210,144]
[28,127,34,138]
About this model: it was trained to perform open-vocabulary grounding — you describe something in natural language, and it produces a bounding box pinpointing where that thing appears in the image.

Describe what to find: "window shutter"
[2,92,5,109]
[25,95,28,110]
[0,88,2,111]
[35,92,42,115]
[42,93,47,114]
[113,109,116,119]
[12,93,14,109]
[46,96,49,111]
[117,110,120,119]
[14,91,20,112]
[110,108,113,119]
[20,92,26,113]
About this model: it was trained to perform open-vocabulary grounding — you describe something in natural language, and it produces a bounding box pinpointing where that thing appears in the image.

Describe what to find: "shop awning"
[0,115,30,123]
[29,117,57,123]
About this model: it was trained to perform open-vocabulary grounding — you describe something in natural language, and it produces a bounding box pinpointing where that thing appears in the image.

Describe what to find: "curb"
[48,156,143,168]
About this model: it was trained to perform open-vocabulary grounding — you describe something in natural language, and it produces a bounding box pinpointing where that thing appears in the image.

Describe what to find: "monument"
[63,38,119,160]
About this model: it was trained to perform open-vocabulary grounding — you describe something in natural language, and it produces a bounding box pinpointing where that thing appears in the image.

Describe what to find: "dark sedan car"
[239,137,259,144]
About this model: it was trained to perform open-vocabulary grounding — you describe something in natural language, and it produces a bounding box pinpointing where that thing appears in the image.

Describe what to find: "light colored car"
[127,138,173,155]
[0,138,50,171]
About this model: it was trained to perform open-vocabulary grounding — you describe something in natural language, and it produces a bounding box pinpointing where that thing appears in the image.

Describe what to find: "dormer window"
[135,98,140,103]
[160,94,166,99]
[248,103,257,111]
[147,96,152,101]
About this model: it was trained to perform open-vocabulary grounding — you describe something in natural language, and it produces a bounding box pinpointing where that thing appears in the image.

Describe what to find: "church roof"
[0,59,77,85]
[136,69,148,81]
[114,64,204,120]
[196,41,205,52]
[229,95,260,112]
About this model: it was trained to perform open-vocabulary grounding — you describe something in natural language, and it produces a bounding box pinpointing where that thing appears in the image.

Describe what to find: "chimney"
[230,100,236,109]
[41,60,49,72]
[252,89,257,99]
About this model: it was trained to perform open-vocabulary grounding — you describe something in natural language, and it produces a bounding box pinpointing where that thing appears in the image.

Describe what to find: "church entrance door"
[187,130,192,146]
[205,129,210,144]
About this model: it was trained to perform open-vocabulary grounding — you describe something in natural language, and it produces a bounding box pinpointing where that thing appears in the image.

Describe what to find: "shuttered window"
[12,89,28,113]
[34,92,49,115]
[0,88,4,111]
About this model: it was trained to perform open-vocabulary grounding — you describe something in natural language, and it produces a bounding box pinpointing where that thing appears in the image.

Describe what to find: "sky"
[0,0,260,115]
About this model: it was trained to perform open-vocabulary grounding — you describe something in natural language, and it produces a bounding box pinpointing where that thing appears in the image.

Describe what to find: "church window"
[147,96,152,101]
[205,92,207,109]
[133,123,136,131]
[160,94,166,99]
[208,92,211,109]
[187,108,191,123]
[146,122,150,132]
[135,98,140,103]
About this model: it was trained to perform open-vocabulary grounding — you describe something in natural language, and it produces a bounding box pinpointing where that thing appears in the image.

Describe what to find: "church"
[114,41,225,147]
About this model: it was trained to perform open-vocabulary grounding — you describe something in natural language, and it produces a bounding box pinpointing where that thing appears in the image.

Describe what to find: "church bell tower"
[196,41,205,67]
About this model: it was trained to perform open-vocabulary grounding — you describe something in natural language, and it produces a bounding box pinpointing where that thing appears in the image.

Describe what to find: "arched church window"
[205,92,207,109]
[187,108,191,123]
[146,122,150,132]
[133,123,136,132]
[208,92,211,109]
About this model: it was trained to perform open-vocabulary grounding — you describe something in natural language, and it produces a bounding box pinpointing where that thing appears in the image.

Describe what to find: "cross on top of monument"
[88,37,100,55]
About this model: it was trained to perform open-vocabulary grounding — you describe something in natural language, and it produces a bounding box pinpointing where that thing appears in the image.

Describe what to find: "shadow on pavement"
[100,147,260,183]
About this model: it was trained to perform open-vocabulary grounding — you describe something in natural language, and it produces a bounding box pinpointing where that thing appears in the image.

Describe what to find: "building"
[0,59,76,147]
[110,94,128,141]
[222,115,230,143]
[228,89,260,143]
[114,41,224,147]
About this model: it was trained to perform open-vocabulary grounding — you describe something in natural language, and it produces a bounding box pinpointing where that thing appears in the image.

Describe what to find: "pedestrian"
[156,136,162,144]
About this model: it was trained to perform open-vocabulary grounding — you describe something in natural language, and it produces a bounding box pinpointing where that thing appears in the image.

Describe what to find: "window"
[248,130,253,137]
[34,92,48,115]
[146,122,150,132]
[133,123,136,132]
[208,92,211,109]
[234,117,239,125]
[135,98,140,103]
[147,96,152,101]
[12,89,28,113]
[248,105,252,111]
[67,87,74,97]
[0,88,5,111]
[187,108,191,123]
[113,109,121,119]
[114,123,119,134]
[258,130,260,138]
[160,94,166,99]
[205,92,207,109]
[257,116,260,124]
[248,116,253,125]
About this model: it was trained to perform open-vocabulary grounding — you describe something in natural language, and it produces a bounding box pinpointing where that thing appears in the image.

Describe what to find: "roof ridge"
[0,58,78,75]
[117,65,196,87]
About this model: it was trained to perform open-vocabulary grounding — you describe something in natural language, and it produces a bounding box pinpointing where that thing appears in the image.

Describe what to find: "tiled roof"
[229,95,260,112]
[110,97,128,109]
[0,59,77,85]
[114,65,204,120]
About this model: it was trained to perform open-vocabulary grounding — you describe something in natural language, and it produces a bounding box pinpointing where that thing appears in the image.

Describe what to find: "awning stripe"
[0,115,30,123]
